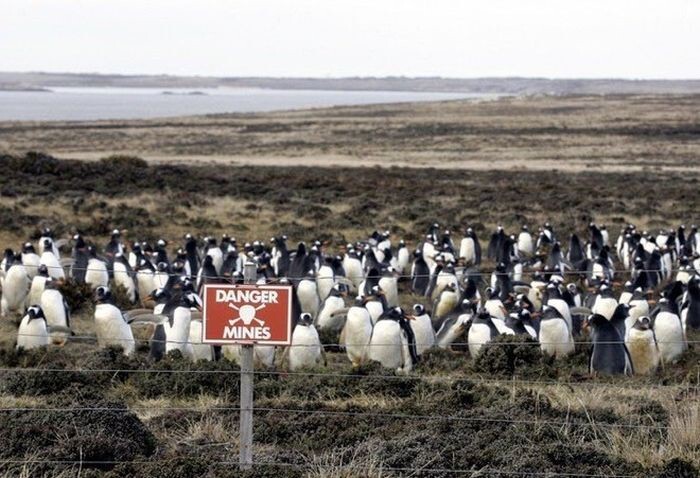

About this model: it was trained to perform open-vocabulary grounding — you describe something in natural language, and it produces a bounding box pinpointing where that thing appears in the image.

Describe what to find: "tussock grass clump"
[471,334,556,378]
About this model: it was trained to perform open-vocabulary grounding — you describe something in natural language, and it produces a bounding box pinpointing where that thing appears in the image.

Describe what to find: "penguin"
[161,290,201,357]
[287,313,323,371]
[40,280,71,345]
[587,313,633,376]
[183,234,200,279]
[368,307,418,373]
[342,247,364,292]
[505,309,538,339]
[39,239,65,280]
[517,225,534,257]
[591,284,618,320]
[270,235,289,278]
[70,234,89,283]
[27,264,50,309]
[196,255,220,295]
[544,283,573,332]
[626,288,650,336]
[16,306,50,350]
[484,287,508,321]
[1,251,29,317]
[315,285,346,334]
[431,283,459,328]
[410,303,436,354]
[341,298,373,367]
[410,248,431,296]
[288,242,314,284]
[316,257,336,301]
[135,258,156,306]
[297,271,320,318]
[651,298,688,364]
[432,263,459,300]
[112,253,138,303]
[618,281,634,305]
[153,262,171,291]
[203,237,223,275]
[436,299,473,349]
[186,318,219,362]
[364,286,389,325]
[538,306,574,358]
[20,242,41,279]
[395,240,410,276]
[681,275,700,331]
[467,309,499,357]
[625,316,660,375]
[378,267,399,308]
[93,286,135,355]
[84,246,109,290]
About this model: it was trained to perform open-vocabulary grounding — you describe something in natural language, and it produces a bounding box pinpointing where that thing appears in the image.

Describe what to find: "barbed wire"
[0,458,640,477]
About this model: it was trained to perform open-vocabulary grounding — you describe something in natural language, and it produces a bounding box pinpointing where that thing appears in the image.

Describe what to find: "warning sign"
[202,284,293,345]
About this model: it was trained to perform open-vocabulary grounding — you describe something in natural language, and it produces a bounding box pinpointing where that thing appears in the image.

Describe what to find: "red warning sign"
[202,284,293,345]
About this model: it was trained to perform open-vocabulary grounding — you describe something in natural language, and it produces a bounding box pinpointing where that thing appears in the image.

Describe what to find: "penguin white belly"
[223,345,275,368]
[485,300,507,320]
[397,248,409,274]
[467,323,492,357]
[368,321,404,370]
[165,308,192,354]
[316,296,346,332]
[16,316,49,350]
[207,249,224,274]
[343,258,363,290]
[547,299,572,331]
[517,234,533,255]
[626,301,649,335]
[433,274,457,300]
[27,276,48,309]
[22,253,41,279]
[85,259,108,289]
[1,265,29,315]
[592,297,618,320]
[137,271,156,304]
[434,290,458,319]
[297,280,320,317]
[113,262,136,303]
[40,252,65,280]
[316,267,335,301]
[153,271,169,290]
[459,238,475,264]
[539,319,574,358]
[289,325,322,371]
[411,315,436,355]
[41,290,67,328]
[676,270,691,285]
[653,312,687,364]
[625,328,659,375]
[94,303,135,355]
[378,277,399,307]
[619,291,632,305]
[365,301,384,325]
[188,320,213,361]
[343,307,373,366]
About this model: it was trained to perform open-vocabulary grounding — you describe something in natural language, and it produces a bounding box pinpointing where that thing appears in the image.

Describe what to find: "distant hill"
[2,71,700,94]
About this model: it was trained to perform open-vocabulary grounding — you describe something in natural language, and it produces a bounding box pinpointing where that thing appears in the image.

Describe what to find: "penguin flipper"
[128,314,167,325]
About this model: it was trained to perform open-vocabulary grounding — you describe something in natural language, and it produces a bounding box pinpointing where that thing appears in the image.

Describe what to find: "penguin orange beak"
[406,315,416,320]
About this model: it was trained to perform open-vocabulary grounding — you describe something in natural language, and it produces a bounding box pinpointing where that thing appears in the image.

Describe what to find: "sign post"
[202,262,292,471]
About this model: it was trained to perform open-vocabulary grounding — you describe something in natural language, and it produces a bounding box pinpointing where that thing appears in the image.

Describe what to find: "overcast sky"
[1,0,698,79]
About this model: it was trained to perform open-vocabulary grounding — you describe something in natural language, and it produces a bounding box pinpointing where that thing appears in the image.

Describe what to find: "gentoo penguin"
[113,253,138,303]
[431,283,460,328]
[544,283,573,332]
[681,276,700,331]
[467,309,499,357]
[16,306,50,350]
[40,280,71,345]
[38,228,60,257]
[196,255,220,295]
[93,286,135,355]
[288,313,324,371]
[315,285,346,334]
[538,306,574,358]
[587,313,633,376]
[517,225,534,257]
[626,288,650,336]
[591,284,618,320]
[21,242,41,279]
[188,318,220,362]
[364,286,389,325]
[395,240,410,276]
[651,298,688,364]
[288,242,314,284]
[505,309,538,339]
[368,307,418,374]
[341,298,373,367]
[1,251,29,317]
[316,257,336,301]
[203,237,223,275]
[484,287,507,321]
[436,300,473,349]
[70,234,89,283]
[39,239,65,280]
[625,316,660,375]
[84,246,109,290]
[184,234,200,279]
[378,267,399,308]
[342,248,364,292]
[410,249,431,296]
[410,304,436,354]
[618,281,634,305]
[135,258,156,306]
[297,271,320,318]
[28,264,50,309]
[161,290,201,357]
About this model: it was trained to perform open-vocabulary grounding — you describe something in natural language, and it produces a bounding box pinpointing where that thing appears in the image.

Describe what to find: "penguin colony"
[1,222,698,376]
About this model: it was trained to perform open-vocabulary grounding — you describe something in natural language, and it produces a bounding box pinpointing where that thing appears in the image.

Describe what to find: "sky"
[1,0,698,79]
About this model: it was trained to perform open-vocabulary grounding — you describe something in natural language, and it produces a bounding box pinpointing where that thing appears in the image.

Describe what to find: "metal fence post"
[239,261,257,470]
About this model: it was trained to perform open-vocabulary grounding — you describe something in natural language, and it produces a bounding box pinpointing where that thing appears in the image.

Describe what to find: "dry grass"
[304,444,390,478]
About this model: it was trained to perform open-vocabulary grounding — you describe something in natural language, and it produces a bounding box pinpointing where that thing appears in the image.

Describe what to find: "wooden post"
[239,261,257,470]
